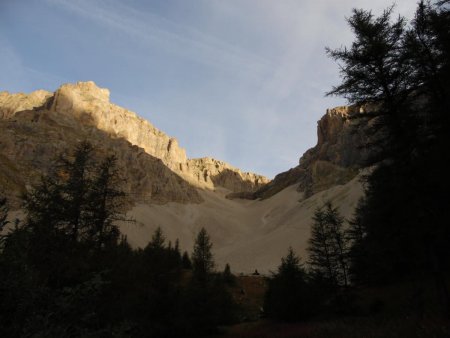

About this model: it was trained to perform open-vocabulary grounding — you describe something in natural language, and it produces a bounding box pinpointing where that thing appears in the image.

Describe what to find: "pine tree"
[192,227,214,282]
[326,6,412,113]
[307,203,349,288]
[264,247,316,321]
[149,226,165,250]
[182,251,192,269]
[24,142,124,247]
[61,141,94,241]
[326,6,417,165]
[173,238,182,264]
[86,155,124,248]
[222,263,234,285]
[327,1,450,314]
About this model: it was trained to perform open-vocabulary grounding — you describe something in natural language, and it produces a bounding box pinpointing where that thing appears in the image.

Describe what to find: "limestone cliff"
[48,82,188,168]
[185,158,269,192]
[0,90,52,119]
[0,110,202,207]
[250,104,383,199]
[0,81,268,206]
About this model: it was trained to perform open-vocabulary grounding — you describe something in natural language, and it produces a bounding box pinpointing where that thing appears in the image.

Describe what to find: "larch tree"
[307,202,349,288]
[192,227,214,282]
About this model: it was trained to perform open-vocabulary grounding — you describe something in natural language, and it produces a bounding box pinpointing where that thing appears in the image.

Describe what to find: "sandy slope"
[120,173,364,274]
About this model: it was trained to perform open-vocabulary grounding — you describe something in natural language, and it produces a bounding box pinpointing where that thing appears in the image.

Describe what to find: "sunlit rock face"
[0,81,269,206]
[251,104,383,200]
[0,81,368,273]
[49,81,189,168]
[0,90,52,119]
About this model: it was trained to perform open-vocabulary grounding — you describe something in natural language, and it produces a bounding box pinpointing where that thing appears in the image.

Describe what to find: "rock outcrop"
[184,158,269,192]
[250,104,383,199]
[0,82,369,273]
[0,90,52,119]
[0,81,268,206]
[0,111,202,207]
[48,82,188,168]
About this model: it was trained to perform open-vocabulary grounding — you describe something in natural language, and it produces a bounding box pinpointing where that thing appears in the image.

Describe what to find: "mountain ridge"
[0,81,368,272]
[0,81,269,206]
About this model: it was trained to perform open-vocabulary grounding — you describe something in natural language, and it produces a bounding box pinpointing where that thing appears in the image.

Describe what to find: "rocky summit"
[0,81,268,206]
[0,81,372,273]
[249,104,383,200]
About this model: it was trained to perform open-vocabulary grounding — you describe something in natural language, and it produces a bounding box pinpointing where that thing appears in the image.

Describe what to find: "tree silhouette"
[222,263,235,285]
[61,141,94,241]
[149,226,165,251]
[327,1,450,315]
[86,155,124,248]
[326,6,412,113]
[308,202,349,288]
[182,251,192,269]
[264,247,316,321]
[0,143,241,336]
[192,227,214,282]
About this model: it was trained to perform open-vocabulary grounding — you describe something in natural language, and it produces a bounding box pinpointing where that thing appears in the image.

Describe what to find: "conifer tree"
[327,3,450,315]
[87,155,123,247]
[192,227,214,282]
[182,251,192,269]
[264,247,315,321]
[307,203,349,287]
[173,238,182,264]
[326,6,412,113]
[223,263,234,285]
[149,226,165,250]
[62,141,94,241]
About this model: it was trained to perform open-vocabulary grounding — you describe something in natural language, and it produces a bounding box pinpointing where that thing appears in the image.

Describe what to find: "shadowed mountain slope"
[0,81,371,273]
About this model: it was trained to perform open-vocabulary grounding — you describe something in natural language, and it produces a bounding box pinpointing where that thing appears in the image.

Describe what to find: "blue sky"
[0,0,417,178]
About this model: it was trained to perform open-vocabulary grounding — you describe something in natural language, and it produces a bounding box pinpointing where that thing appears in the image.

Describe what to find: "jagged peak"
[325,102,381,118]
[53,81,110,104]
[189,157,269,180]
[0,81,268,194]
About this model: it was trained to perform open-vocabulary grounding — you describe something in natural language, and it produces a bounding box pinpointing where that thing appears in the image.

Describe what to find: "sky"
[0,0,418,178]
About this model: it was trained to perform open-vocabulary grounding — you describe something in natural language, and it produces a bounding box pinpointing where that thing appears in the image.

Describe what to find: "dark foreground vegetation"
[262,0,450,335]
[0,143,236,337]
[1,1,450,337]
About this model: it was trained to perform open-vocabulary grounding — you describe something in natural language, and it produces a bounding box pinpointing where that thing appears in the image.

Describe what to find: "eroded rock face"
[185,158,269,192]
[0,112,203,207]
[0,90,52,119]
[0,81,268,206]
[252,104,382,199]
[49,81,188,168]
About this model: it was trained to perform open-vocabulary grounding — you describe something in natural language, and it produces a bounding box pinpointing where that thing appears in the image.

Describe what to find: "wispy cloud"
[45,0,271,82]
[6,0,418,177]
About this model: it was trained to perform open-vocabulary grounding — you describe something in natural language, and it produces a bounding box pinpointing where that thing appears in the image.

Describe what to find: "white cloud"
[45,0,271,82]
[38,0,419,177]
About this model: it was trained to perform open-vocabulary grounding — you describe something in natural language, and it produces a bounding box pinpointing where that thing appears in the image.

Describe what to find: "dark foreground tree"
[222,263,235,285]
[182,251,192,269]
[149,226,165,250]
[86,155,124,248]
[307,202,349,288]
[0,142,128,336]
[328,1,450,315]
[24,141,124,247]
[180,228,236,334]
[264,247,318,321]
[326,6,413,113]
[0,144,240,337]
[192,227,214,282]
